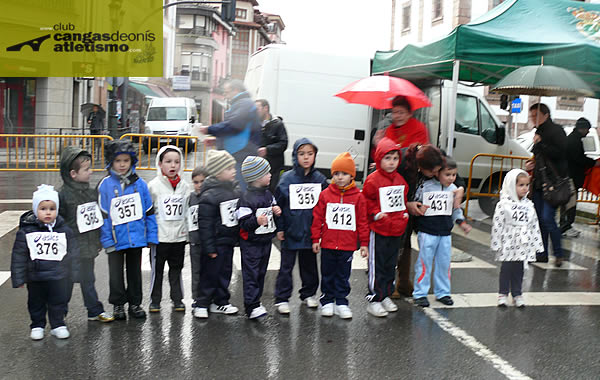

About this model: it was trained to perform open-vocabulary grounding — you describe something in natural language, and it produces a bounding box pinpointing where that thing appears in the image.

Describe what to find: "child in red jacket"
[311,152,369,319]
[362,138,409,317]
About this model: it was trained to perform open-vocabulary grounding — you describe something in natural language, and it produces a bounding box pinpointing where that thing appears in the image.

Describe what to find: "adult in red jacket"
[362,138,409,317]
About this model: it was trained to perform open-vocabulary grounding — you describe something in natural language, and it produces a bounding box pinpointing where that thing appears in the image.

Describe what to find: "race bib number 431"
[25,232,67,261]
[110,193,143,226]
[423,191,453,216]
[326,203,356,231]
[289,184,321,209]
[159,195,185,221]
[76,202,103,233]
[379,185,406,213]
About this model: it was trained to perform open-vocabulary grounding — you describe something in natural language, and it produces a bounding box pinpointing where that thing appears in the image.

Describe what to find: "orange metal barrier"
[464,153,600,223]
[0,134,113,171]
[118,134,207,172]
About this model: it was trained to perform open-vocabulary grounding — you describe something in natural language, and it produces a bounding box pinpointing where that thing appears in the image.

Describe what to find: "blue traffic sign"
[511,97,522,113]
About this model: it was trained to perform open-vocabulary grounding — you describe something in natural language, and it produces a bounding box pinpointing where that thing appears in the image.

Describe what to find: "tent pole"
[446,59,460,155]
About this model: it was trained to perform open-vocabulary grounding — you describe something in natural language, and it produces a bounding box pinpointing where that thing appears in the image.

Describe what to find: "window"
[236,8,247,20]
[233,29,249,51]
[432,0,443,20]
[557,96,584,111]
[191,53,211,81]
[177,14,194,29]
[583,136,596,152]
[455,95,479,135]
[180,52,192,76]
[147,107,188,121]
[402,4,411,30]
[480,103,498,143]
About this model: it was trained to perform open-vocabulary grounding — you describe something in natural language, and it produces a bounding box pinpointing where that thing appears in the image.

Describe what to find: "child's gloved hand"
[360,246,368,258]
[312,242,320,254]
[272,205,282,217]
[277,231,285,241]
[460,221,472,234]
[257,214,268,226]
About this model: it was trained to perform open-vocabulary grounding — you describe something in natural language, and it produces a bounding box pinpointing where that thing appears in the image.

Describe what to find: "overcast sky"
[256,0,392,58]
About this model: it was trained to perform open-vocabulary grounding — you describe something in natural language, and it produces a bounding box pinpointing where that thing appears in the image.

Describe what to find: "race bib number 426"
[379,185,406,213]
[289,183,321,209]
[326,203,356,231]
[76,202,103,233]
[110,193,143,226]
[508,204,530,226]
[423,191,453,216]
[25,232,67,261]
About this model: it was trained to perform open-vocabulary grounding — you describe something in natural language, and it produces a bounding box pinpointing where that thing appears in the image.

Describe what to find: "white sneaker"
[210,303,239,315]
[514,295,525,308]
[498,294,508,307]
[335,305,353,319]
[193,307,208,319]
[50,326,70,339]
[30,327,44,340]
[275,302,290,314]
[320,303,334,317]
[563,228,581,238]
[303,296,319,308]
[249,305,267,319]
[88,311,115,322]
[381,297,398,312]
[367,302,388,317]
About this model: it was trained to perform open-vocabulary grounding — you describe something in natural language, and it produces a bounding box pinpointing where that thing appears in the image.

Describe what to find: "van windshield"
[147,107,187,121]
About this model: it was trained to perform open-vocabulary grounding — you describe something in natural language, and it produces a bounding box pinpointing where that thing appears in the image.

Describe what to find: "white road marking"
[423,307,532,380]
[413,292,600,309]
[0,199,31,204]
[0,210,26,238]
[530,257,586,271]
[0,271,10,286]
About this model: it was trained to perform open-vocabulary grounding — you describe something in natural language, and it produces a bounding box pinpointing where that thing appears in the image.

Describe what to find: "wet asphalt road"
[1,172,600,379]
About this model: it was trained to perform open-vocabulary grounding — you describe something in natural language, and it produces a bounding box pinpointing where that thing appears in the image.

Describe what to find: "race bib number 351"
[423,191,453,216]
[110,193,143,226]
[326,203,356,231]
[289,184,321,209]
[26,232,67,261]
[379,185,406,213]
[159,195,185,221]
[76,202,103,233]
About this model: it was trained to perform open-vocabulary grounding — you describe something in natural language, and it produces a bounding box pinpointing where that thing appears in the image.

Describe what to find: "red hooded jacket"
[384,117,429,148]
[362,138,409,237]
[311,183,369,251]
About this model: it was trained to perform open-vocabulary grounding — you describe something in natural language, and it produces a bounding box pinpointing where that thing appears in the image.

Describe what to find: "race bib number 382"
[76,202,104,233]
[110,193,143,226]
[289,184,321,209]
[379,185,406,213]
[326,203,356,231]
[25,232,67,261]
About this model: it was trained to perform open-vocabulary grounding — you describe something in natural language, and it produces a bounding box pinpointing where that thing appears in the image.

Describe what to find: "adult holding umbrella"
[87,104,105,135]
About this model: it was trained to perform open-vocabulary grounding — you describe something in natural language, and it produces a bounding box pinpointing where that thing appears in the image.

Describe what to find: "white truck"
[244,45,531,215]
[142,97,198,154]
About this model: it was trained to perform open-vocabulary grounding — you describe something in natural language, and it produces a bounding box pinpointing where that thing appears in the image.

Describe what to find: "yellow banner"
[0,0,163,77]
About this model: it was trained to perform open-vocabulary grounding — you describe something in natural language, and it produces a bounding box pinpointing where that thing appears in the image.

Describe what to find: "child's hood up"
[374,138,401,174]
[60,146,92,185]
[501,168,528,201]
[155,145,184,177]
[292,138,318,170]
[104,140,138,170]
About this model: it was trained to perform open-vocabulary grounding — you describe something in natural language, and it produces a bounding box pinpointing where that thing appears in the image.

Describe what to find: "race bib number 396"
[76,202,104,233]
[110,193,143,226]
[379,185,406,213]
[423,191,453,216]
[289,184,321,209]
[25,232,67,261]
[326,203,356,231]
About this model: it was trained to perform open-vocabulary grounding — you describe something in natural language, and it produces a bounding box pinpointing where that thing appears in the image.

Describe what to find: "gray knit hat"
[241,156,271,184]
[206,150,236,177]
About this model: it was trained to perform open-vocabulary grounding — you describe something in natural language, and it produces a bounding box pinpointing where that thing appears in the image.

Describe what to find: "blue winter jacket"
[275,138,328,250]
[97,168,159,251]
[208,91,262,155]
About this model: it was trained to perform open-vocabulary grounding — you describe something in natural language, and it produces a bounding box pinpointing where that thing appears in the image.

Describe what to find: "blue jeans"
[320,249,353,306]
[533,191,563,259]
[413,232,452,299]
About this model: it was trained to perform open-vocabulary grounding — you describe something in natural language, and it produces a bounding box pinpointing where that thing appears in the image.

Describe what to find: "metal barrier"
[118,134,207,172]
[464,153,600,224]
[0,134,113,171]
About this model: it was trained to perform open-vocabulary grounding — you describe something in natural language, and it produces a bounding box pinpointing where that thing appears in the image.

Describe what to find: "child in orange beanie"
[311,152,369,319]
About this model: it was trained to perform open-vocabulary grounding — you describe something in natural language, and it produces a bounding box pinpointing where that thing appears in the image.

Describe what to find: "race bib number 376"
[110,193,143,226]
[25,232,67,261]
[326,203,356,231]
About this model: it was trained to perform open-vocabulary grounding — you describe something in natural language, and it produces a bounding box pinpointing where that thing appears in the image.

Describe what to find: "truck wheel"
[478,175,502,217]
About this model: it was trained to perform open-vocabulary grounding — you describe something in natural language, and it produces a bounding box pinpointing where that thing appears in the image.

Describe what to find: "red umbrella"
[335,75,432,110]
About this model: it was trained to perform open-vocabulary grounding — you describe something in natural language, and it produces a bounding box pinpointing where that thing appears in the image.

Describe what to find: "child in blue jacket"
[98,140,158,320]
[273,138,328,314]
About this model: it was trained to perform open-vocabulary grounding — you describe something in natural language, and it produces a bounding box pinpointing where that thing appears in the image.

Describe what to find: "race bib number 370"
[379,185,406,213]
[289,184,321,209]
[25,232,67,261]
[423,191,453,216]
[159,195,185,221]
[76,202,104,233]
[326,203,356,231]
[110,193,143,226]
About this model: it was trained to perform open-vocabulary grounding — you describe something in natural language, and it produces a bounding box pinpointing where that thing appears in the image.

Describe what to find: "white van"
[517,126,600,160]
[143,97,198,153]
[244,44,372,178]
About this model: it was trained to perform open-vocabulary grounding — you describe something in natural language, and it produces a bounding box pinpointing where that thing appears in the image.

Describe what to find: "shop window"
[402,4,411,31]
[557,96,585,111]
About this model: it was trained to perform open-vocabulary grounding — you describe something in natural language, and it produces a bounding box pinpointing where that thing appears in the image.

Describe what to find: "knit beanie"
[32,184,59,214]
[575,117,592,130]
[241,156,271,184]
[331,152,356,178]
[206,150,236,177]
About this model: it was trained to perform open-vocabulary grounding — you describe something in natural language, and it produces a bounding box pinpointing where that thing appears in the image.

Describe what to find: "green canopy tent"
[372,0,600,153]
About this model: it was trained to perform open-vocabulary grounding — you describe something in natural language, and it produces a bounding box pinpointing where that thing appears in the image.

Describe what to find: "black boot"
[128,305,147,319]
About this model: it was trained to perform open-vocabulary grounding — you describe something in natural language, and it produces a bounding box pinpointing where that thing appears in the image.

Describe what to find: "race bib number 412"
[110,193,143,226]
[289,184,321,209]
[423,191,453,216]
[326,203,356,231]
[25,232,67,261]
[379,185,406,213]
[76,202,103,233]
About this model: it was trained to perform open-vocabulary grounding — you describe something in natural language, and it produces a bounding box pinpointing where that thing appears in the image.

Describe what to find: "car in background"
[517,126,600,160]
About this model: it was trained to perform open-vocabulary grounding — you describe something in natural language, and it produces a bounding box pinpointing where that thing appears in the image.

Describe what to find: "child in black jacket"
[189,165,208,308]
[11,185,80,340]
[194,151,241,319]
[236,156,281,319]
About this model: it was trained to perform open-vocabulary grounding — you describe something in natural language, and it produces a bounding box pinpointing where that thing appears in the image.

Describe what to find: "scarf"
[110,168,134,187]
[335,180,356,192]
[168,175,181,189]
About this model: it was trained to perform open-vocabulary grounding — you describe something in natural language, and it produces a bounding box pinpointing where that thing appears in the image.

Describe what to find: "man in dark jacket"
[561,118,599,237]
[526,103,567,266]
[87,105,104,134]
[200,80,262,190]
[256,99,288,192]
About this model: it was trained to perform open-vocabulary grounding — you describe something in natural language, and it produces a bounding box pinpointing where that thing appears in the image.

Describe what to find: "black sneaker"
[536,255,549,263]
[113,305,126,320]
[437,296,454,306]
[149,303,161,313]
[413,297,430,307]
[128,305,147,319]
[173,302,185,312]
